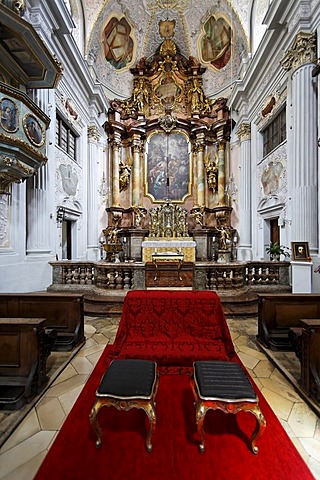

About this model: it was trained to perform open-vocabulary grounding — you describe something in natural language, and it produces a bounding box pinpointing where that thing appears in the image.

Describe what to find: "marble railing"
[49,260,290,292]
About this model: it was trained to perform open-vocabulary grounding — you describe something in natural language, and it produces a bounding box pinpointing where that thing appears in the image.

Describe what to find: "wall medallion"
[0,97,19,133]
[23,113,45,147]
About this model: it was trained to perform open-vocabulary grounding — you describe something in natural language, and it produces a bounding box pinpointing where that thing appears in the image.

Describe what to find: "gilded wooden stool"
[191,360,266,454]
[89,359,159,452]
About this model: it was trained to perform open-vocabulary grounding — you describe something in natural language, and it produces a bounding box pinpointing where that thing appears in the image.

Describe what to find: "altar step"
[84,290,259,320]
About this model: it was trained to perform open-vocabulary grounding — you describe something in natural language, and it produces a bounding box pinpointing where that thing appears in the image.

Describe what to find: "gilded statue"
[103,226,121,245]
[119,158,132,192]
[132,78,149,114]
[204,153,218,192]
[188,77,212,115]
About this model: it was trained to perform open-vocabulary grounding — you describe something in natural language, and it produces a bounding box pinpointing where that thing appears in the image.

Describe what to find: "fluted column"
[132,134,141,206]
[236,122,252,260]
[26,165,51,254]
[87,125,100,257]
[111,133,121,207]
[195,133,205,206]
[281,32,317,254]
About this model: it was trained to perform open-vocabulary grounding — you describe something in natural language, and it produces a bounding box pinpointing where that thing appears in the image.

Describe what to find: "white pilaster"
[236,122,252,260]
[282,32,318,254]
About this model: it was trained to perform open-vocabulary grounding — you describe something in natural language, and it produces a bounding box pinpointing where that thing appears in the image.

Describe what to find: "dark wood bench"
[289,319,320,403]
[0,318,52,409]
[0,293,85,351]
[257,294,320,350]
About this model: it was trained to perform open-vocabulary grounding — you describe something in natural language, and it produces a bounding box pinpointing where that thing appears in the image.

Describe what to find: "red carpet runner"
[34,346,315,480]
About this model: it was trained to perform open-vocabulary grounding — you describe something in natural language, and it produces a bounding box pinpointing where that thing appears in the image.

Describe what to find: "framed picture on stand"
[291,242,310,261]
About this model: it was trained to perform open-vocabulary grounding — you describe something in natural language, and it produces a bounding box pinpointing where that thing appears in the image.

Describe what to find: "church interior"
[1,0,320,478]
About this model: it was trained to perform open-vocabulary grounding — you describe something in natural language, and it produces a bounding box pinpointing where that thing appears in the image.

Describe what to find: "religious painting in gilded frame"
[0,97,19,133]
[23,113,45,147]
[145,130,191,203]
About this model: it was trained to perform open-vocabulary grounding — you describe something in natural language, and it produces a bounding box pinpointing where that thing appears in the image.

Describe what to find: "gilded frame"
[23,113,45,147]
[0,97,19,133]
[145,130,192,203]
[291,241,310,261]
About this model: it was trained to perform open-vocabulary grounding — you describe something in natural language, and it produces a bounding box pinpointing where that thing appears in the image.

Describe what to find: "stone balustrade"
[49,260,290,293]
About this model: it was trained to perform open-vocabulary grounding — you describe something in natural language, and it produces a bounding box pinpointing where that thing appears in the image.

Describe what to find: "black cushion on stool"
[194,361,257,401]
[97,359,157,399]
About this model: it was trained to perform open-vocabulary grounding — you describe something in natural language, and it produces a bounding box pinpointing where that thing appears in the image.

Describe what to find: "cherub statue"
[191,206,205,227]
[132,206,146,228]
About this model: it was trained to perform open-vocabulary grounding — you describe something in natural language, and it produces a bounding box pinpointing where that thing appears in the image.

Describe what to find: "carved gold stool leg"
[89,399,105,448]
[191,361,266,454]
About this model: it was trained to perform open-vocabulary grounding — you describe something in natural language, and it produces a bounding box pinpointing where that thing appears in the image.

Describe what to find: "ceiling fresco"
[68,0,270,100]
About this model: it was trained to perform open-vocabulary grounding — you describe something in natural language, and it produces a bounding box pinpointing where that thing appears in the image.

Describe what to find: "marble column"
[281,32,317,254]
[87,125,101,258]
[132,135,141,206]
[217,139,226,205]
[111,133,121,207]
[195,133,205,207]
[236,122,252,261]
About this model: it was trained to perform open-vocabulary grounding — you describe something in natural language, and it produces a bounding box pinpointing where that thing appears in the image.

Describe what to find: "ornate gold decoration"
[149,201,189,238]
[204,152,218,192]
[281,32,317,72]
[102,226,121,245]
[0,132,47,162]
[159,111,176,133]
[159,19,176,39]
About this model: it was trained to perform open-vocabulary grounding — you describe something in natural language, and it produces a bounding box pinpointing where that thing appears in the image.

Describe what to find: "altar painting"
[145,131,191,203]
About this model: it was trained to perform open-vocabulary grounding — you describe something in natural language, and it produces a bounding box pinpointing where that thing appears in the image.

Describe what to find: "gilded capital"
[281,32,317,72]
[236,123,251,142]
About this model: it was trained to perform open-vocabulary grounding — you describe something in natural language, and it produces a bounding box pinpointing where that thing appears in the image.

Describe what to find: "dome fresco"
[68,0,268,100]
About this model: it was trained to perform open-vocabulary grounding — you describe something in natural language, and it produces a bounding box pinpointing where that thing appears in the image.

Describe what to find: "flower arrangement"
[266,242,290,260]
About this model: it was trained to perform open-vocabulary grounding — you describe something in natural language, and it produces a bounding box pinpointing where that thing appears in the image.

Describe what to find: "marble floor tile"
[0,315,319,480]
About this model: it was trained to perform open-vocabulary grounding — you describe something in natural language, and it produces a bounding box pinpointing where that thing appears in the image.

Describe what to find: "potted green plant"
[266,242,290,261]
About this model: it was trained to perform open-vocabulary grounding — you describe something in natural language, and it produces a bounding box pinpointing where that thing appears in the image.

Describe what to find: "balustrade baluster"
[108,269,116,289]
[87,267,93,285]
[80,267,86,285]
[66,267,73,284]
[115,269,124,289]
[123,268,131,290]
[73,267,80,284]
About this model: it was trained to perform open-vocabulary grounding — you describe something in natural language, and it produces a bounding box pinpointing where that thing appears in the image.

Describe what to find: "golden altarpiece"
[102,24,237,280]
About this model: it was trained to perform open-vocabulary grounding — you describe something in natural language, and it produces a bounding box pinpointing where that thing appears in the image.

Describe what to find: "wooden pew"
[257,294,320,350]
[0,293,85,351]
[290,319,320,403]
[0,318,50,410]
